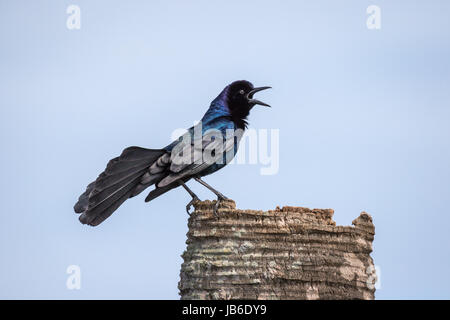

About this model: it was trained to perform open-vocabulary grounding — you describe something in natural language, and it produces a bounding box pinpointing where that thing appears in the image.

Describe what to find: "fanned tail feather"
[74,147,165,226]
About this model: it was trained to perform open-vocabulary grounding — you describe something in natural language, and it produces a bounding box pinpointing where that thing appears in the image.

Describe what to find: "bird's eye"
[239,90,245,95]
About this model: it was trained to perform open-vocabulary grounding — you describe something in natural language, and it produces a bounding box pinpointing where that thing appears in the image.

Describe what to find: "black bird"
[74,80,271,226]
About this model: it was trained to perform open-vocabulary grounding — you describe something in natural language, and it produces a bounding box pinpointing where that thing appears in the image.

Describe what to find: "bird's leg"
[179,181,200,215]
[194,177,229,215]
[194,177,229,199]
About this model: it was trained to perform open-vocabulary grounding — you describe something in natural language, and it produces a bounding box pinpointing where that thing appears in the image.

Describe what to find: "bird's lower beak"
[247,86,272,107]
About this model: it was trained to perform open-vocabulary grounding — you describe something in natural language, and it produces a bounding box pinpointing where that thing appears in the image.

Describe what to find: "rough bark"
[179,200,376,300]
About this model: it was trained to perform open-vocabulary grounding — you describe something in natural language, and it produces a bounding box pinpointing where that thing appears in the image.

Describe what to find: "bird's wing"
[154,129,235,188]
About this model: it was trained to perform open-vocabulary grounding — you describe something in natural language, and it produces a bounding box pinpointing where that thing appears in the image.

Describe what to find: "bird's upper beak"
[247,86,272,107]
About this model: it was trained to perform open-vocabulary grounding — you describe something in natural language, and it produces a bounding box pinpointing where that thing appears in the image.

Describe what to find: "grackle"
[74,80,271,226]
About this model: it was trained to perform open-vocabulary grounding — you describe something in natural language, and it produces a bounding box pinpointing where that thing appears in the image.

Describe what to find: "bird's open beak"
[247,86,272,107]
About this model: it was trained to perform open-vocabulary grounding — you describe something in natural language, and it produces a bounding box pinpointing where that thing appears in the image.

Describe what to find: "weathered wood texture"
[179,200,376,300]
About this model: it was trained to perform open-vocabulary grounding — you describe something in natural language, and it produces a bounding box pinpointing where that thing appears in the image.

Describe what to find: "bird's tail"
[74,147,165,226]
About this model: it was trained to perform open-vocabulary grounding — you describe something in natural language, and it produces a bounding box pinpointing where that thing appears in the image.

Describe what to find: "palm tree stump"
[179,200,376,300]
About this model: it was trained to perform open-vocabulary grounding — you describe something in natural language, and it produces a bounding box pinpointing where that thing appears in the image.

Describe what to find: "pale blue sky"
[1,0,449,299]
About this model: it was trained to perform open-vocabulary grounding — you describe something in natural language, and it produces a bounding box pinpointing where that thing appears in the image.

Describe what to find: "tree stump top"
[179,200,376,300]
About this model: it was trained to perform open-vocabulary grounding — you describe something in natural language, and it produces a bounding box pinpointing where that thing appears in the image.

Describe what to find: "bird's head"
[224,80,271,129]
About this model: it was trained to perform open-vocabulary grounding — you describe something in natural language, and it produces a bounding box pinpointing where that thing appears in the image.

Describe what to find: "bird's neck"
[202,88,248,130]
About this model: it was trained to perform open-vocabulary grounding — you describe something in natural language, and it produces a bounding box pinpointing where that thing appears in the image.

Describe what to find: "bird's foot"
[186,196,201,215]
[213,195,229,216]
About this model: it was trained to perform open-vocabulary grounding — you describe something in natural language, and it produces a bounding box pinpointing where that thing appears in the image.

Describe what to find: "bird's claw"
[186,196,200,215]
[213,195,229,216]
